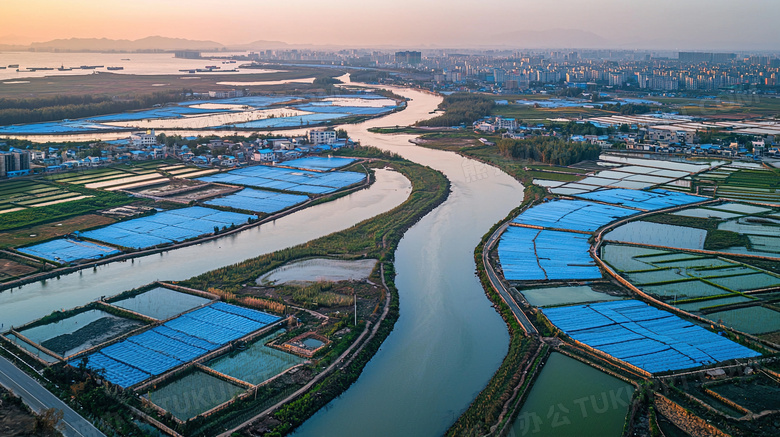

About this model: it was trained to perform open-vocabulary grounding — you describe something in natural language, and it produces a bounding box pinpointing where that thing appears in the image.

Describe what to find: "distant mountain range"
[0,32,774,53]
[26,36,225,52]
[0,36,295,53]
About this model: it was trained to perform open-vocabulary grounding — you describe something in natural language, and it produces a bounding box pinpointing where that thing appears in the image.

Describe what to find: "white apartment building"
[309,129,337,145]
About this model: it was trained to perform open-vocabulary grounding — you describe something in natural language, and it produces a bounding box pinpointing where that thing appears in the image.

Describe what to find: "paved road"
[0,355,105,437]
[484,222,538,335]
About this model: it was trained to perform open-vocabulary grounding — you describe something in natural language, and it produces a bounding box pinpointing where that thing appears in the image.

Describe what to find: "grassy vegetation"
[0,90,186,126]
[491,102,611,121]
[0,214,116,249]
[0,68,345,99]
[495,137,601,166]
[524,169,585,182]
[655,94,780,118]
[725,169,780,190]
[280,282,354,308]
[525,164,585,173]
[0,189,133,232]
[704,230,751,251]
[416,93,495,127]
[643,213,720,231]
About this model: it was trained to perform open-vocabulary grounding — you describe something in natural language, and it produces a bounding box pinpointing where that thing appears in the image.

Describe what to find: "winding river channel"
[296,89,525,435]
[1,85,527,435]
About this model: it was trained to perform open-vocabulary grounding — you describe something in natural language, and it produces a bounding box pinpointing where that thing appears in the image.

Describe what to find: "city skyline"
[2,0,779,51]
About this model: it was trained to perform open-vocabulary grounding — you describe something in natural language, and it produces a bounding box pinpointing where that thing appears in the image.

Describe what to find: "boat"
[79,65,104,69]
[8,64,19,68]
[58,65,72,71]
[121,58,130,61]
[106,66,124,71]
[0,66,6,70]
[29,67,54,71]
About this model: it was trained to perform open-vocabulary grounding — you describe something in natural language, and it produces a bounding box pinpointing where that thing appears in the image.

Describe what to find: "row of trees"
[549,120,608,136]
[416,93,495,127]
[599,102,653,115]
[495,137,602,165]
[0,90,189,125]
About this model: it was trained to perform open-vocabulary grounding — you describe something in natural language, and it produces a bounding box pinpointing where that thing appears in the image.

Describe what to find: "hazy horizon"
[2,0,779,51]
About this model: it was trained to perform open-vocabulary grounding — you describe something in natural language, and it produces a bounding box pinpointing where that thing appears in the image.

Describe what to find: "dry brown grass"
[0,214,116,249]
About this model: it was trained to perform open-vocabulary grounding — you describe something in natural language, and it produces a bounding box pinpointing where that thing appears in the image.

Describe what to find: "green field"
[0,179,88,212]
[695,167,780,203]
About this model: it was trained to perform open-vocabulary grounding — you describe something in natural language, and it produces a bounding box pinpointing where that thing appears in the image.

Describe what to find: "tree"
[34,408,64,434]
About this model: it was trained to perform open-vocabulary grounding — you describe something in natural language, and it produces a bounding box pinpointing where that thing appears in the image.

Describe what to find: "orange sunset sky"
[1,0,778,49]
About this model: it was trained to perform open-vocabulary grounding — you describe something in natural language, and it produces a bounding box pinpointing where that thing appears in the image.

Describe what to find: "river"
[2,81,528,436]
[0,51,272,81]
[294,88,525,436]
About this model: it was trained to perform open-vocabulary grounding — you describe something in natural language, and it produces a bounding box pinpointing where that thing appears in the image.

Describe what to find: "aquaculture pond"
[672,208,742,220]
[206,330,304,385]
[674,296,754,312]
[144,370,246,421]
[600,243,777,300]
[110,287,213,320]
[707,273,780,292]
[642,280,733,300]
[603,221,707,250]
[0,93,402,135]
[600,245,666,272]
[704,306,780,334]
[711,203,772,215]
[258,258,377,285]
[509,353,634,437]
[519,285,622,307]
[709,374,780,413]
[17,309,143,357]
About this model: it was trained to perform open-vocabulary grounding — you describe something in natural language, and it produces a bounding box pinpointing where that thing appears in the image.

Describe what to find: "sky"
[1,0,779,50]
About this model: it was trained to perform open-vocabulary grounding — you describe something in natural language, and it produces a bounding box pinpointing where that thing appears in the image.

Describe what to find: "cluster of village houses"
[2,129,353,176]
[473,115,779,161]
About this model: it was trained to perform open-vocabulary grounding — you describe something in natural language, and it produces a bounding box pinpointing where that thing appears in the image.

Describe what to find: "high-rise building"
[0,150,31,178]
[678,52,736,64]
[395,51,422,65]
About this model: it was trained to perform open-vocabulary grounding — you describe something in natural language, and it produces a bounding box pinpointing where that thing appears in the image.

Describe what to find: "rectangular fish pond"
[206,330,304,385]
[704,306,780,335]
[143,369,246,421]
[518,285,622,307]
[109,286,213,321]
[17,309,144,358]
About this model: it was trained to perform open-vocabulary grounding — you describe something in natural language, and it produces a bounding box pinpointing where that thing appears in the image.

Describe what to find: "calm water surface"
[295,87,525,436]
